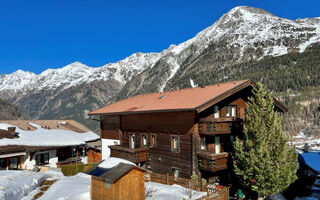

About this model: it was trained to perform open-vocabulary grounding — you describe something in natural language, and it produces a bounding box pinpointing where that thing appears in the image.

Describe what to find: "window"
[172,168,179,179]
[171,136,179,152]
[215,136,220,154]
[198,123,202,132]
[207,122,211,132]
[0,158,7,170]
[130,134,135,149]
[9,157,18,169]
[35,153,49,165]
[142,134,148,147]
[72,147,77,157]
[200,137,206,150]
[226,106,230,117]
[231,106,236,117]
[226,105,237,117]
[213,105,219,118]
[150,134,157,147]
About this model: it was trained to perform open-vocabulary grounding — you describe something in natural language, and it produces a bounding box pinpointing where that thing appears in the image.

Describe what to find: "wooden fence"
[59,162,98,176]
[148,172,229,200]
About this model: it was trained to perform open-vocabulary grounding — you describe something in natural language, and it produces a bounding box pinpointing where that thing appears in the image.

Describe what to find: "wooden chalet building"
[89,80,286,179]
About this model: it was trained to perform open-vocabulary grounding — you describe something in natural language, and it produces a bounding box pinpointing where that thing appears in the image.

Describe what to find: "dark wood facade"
[96,83,285,179]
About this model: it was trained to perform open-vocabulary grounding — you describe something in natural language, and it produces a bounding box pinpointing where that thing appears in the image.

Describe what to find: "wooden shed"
[90,163,145,200]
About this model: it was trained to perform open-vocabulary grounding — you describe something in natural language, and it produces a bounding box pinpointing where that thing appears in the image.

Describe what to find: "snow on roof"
[98,157,135,169]
[300,152,320,174]
[0,124,11,131]
[0,122,99,147]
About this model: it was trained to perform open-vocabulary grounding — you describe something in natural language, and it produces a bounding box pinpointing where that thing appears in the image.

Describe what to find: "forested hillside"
[0,98,29,120]
[170,44,320,136]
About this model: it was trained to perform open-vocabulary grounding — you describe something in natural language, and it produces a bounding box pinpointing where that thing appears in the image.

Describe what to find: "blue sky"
[0,0,319,74]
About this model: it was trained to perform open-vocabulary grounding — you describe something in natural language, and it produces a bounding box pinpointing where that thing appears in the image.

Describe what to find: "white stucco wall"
[101,139,120,160]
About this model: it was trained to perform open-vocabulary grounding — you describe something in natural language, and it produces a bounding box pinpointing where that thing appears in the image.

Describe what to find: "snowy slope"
[38,173,91,200]
[0,171,47,200]
[0,122,99,147]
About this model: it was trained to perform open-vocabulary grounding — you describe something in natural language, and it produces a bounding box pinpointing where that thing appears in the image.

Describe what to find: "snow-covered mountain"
[0,52,161,96]
[0,6,319,131]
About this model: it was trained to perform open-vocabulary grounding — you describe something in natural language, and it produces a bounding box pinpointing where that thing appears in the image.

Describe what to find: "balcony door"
[215,136,220,154]
[130,134,135,149]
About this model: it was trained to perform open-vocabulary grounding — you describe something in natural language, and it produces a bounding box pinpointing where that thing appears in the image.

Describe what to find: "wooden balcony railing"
[109,145,150,163]
[198,152,229,172]
[198,117,243,135]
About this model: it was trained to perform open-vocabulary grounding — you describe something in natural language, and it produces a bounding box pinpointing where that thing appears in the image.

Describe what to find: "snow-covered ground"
[0,170,47,200]
[37,173,91,200]
[290,131,320,151]
[146,182,207,200]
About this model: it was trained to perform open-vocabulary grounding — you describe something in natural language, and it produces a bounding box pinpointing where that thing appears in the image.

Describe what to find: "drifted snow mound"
[145,182,207,200]
[98,157,136,169]
[38,173,91,200]
[0,170,47,200]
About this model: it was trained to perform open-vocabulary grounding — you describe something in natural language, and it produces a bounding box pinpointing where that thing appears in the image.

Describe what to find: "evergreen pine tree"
[233,83,298,199]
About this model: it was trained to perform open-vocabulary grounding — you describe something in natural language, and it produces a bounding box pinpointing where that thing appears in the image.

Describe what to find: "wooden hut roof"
[88,163,145,184]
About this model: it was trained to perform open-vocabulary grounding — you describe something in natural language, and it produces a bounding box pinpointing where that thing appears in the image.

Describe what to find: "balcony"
[198,117,243,135]
[109,145,150,163]
[198,152,229,172]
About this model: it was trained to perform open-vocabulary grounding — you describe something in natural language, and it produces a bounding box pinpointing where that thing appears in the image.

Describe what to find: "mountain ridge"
[0,6,319,133]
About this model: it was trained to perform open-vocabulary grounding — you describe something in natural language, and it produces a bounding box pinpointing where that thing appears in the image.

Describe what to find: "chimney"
[7,127,16,137]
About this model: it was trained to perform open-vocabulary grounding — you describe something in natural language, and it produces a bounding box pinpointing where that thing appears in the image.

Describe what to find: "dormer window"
[213,105,219,118]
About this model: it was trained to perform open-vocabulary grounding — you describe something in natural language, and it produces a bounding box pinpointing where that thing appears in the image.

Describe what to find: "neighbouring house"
[88,158,145,200]
[89,80,286,180]
[298,151,320,176]
[0,120,100,171]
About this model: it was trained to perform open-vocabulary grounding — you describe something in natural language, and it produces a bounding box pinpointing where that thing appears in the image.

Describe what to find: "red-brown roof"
[89,80,269,115]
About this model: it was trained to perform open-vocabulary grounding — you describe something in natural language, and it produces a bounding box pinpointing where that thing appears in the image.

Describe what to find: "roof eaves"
[195,80,253,113]
[88,108,196,116]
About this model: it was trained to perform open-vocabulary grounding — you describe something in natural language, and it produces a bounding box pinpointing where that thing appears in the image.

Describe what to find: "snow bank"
[145,182,207,200]
[0,123,99,147]
[98,157,135,169]
[101,138,119,159]
[38,173,90,200]
[0,170,47,200]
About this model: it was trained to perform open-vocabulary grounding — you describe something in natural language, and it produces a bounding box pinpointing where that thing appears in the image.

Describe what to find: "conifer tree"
[233,83,298,199]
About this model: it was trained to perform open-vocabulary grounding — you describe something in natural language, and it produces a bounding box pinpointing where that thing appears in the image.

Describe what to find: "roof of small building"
[91,163,145,184]
[299,151,320,174]
[0,120,91,133]
[89,79,287,115]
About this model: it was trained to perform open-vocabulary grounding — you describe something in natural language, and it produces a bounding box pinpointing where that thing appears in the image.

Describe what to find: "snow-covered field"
[0,170,47,200]
[37,173,91,200]
[146,182,207,200]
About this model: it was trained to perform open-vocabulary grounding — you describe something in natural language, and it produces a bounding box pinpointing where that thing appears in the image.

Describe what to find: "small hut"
[89,163,145,200]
